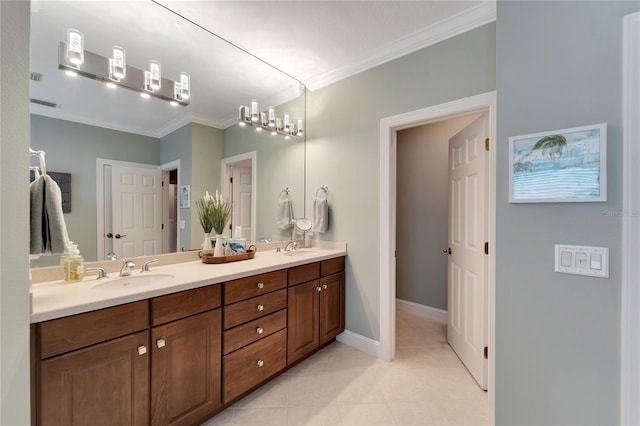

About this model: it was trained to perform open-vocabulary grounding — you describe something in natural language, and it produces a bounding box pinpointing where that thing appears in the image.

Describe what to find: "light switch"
[179,220,185,229]
[554,244,609,278]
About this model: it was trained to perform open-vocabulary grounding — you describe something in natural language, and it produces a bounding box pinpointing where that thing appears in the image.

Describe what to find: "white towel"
[312,198,329,233]
[30,175,70,255]
[276,198,294,229]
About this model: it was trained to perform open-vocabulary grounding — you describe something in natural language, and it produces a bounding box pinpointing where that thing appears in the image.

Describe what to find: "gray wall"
[495,1,639,424]
[160,124,192,250]
[396,114,481,310]
[306,23,496,340]
[0,1,31,423]
[30,115,160,265]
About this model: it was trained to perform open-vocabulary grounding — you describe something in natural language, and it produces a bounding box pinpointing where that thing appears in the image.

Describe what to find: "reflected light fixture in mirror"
[238,99,304,140]
[66,28,83,65]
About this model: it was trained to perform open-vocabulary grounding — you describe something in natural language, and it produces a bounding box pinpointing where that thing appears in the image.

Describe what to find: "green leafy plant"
[210,190,232,235]
[195,191,216,233]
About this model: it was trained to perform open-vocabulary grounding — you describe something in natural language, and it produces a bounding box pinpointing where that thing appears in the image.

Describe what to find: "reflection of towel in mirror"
[276,198,294,229]
[30,175,70,255]
[312,198,329,233]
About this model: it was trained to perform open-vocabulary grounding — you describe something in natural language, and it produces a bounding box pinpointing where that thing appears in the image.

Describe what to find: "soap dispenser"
[63,244,84,282]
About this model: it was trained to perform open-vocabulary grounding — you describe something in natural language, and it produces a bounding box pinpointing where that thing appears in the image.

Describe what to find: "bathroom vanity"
[30,246,346,426]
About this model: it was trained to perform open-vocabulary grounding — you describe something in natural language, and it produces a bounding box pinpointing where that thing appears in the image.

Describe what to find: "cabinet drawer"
[223,329,287,403]
[151,285,221,326]
[321,257,345,277]
[224,270,286,305]
[224,289,286,329]
[223,309,286,355]
[288,262,320,286]
[38,301,148,359]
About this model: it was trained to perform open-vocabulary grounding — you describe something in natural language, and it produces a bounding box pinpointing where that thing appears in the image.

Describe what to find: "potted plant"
[195,190,216,251]
[210,190,232,256]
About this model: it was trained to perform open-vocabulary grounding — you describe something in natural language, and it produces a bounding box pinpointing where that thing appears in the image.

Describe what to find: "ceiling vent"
[30,72,43,82]
[30,98,59,108]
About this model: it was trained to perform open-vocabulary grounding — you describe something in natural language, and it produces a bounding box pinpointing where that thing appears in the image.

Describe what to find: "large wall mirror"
[30,1,306,267]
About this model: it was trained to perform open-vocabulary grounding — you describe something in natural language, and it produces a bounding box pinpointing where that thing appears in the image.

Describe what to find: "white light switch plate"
[554,244,609,278]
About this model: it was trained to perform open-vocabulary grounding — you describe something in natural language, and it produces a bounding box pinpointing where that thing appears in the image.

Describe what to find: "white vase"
[214,234,225,257]
[202,232,211,252]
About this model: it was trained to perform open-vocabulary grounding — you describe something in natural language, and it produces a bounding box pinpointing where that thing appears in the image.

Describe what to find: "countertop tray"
[201,249,255,264]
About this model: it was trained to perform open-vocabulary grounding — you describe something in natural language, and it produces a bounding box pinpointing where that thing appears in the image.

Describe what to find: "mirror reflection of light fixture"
[66,28,84,66]
[110,46,126,80]
[58,29,190,107]
[237,101,304,140]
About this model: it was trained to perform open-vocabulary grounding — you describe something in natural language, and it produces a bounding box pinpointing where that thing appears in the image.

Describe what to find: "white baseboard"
[336,330,383,359]
[396,299,448,323]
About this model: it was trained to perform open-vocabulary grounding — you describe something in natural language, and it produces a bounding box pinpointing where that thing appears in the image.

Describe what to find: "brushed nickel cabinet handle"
[316,286,322,292]
[156,339,166,349]
[257,304,264,311]
[137,345,147,355]
[322,284,328,290]
[256,327,264,335]
[257,282,264,289]
[257,359,264,367]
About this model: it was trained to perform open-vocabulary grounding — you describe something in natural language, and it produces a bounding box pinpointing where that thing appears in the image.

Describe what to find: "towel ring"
[30,148,47,176]
[315,185,328,200]
[279,187,291,200]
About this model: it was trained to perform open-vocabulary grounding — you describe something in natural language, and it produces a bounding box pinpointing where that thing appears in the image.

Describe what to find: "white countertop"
[30,246,346,323]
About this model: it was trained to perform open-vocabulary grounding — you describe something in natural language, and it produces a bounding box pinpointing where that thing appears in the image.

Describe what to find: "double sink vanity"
[30,243,347,426]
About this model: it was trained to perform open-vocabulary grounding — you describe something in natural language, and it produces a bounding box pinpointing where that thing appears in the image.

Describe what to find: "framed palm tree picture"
[509,123,607,203]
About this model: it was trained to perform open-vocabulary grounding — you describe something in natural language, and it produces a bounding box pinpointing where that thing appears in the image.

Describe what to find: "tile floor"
[202,310,493,426]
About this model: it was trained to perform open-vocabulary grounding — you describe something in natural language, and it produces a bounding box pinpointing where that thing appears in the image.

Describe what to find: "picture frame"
[509,123,607,203]
[179,185,190,208]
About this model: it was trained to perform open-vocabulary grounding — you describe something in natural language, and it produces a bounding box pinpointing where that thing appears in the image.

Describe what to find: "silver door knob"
[257,359,264,367]
[156,339,166,348]
[257,282,264,289]
[257,304,264,311]
[137,345,147,355]
[256,327,264,335]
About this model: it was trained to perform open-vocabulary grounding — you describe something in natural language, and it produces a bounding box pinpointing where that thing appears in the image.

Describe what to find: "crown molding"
[304,1,496,91]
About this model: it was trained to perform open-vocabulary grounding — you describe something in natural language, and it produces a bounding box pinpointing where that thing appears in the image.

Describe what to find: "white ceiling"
[29,1,495,137]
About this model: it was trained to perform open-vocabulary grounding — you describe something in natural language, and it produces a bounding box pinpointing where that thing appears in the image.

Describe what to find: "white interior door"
[111,165,162,259]
[447,113,489,389]
[232,166,252,241]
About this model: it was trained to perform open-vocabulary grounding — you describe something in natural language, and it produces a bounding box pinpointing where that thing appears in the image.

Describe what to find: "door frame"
[96,158,162,260]
[221,151,257,244]
[379,91,496,405]
[161,159,181,253]
[621,10,639,426]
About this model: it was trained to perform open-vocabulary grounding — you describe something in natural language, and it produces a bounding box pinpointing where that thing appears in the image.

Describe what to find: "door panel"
[319,273,345,345]
[232,166,252,241]
[447,113,489,389]
[287,280,320,364]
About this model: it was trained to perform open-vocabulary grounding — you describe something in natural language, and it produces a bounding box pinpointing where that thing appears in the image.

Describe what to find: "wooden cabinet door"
[39,331,149,426]
[287,280,320,364]
[319,272,345,345]
[151,309,221,426]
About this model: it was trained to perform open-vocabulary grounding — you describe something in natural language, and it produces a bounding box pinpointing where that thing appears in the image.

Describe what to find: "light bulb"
[268,107,276,127]
[111,46,126,79]
[283,113,290,131]
[179,72,190,100]
[66,28,84,66]
[149,60,161,90]
[297,119,304,136]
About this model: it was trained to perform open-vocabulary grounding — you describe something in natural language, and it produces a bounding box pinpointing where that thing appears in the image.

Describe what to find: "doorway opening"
[380,91,497,405]
[222,151,257,244]
[161,163,179,253]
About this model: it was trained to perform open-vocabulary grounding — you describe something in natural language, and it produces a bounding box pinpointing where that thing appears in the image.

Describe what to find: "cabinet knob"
[316,286,322,292]
[257,282,264,289]
[156,339,166,349]
[257,304,264,311]
[137,345,147,356]
[256,327,264,335]
[322,284,328,290]
[257,359,264,367]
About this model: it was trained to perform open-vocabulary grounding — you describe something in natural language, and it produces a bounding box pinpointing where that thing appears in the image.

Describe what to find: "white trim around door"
[221,151,257,245]
[379,91,497,406]
[621,10,640,426]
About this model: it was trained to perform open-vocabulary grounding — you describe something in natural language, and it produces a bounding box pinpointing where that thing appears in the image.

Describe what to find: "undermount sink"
[93,273,175,290]
[283,250,319,257]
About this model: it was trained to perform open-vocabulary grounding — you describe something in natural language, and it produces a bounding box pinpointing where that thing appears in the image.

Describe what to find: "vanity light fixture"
[58,29,191,107]
[238,102,304,140]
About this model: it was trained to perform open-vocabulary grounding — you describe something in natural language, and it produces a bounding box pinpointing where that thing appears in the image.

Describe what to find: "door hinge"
[485,138,490,151]
[161,223,164,230]
[161,180,164,187]
[230,177,233,183]
[484,346,488,359]
[484,242,489,255]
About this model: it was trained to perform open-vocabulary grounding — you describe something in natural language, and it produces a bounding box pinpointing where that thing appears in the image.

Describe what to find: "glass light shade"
[149,60,161,90]
[260,112,268,127]
[283,113,290,131]
[276,118,283,131]
[111,46,126,79]
[66,29,84,66]
[289,123,296,135]
[297,119,304,136]
[179,72,190,99]
[251,100,259,122]
[268,107,276,127]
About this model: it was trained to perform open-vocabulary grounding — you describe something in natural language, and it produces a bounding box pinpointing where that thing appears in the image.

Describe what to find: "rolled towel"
[30,175,70,255]
[30,177,45,255]
[276,198,294,229]
[312,198,329,233]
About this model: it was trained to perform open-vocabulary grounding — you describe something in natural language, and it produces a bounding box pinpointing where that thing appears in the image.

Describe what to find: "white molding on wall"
[336,331,383,359]
[396,299,447,324]
[380,90,497,405]
[305,1,496,91]
[621,11,640,426]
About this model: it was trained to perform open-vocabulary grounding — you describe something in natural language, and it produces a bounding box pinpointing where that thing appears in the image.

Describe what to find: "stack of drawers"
[221,270,288,403]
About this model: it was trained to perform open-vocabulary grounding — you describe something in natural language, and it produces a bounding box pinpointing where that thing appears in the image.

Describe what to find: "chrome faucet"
[106,251,117,260]
[141,259,159,273]
[120,259,136,277]
[86,267,108,280]
[284,241,299,252]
